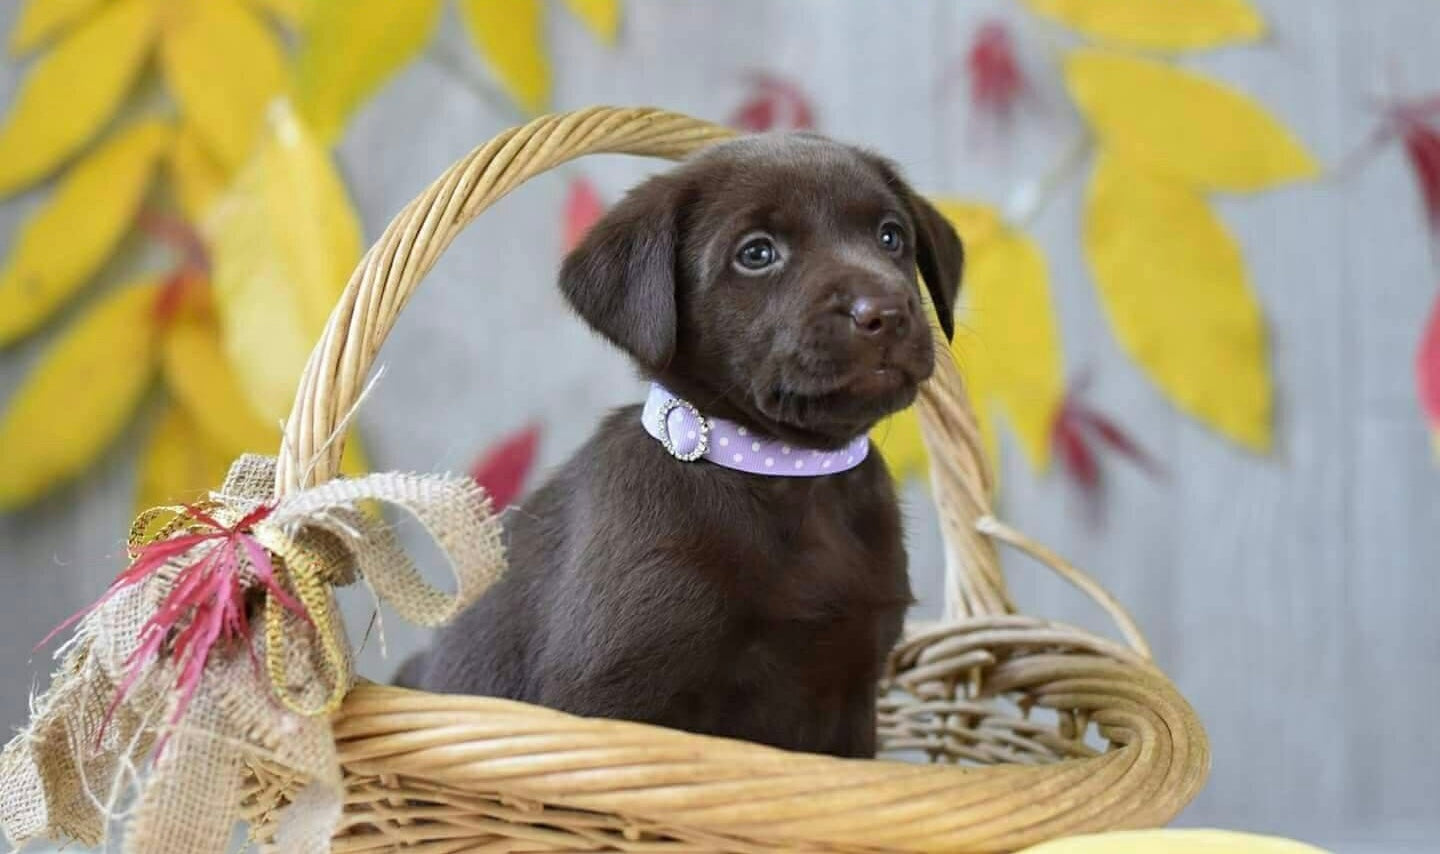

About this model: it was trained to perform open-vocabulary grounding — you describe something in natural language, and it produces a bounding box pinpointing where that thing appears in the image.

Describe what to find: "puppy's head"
[560,133,963,448]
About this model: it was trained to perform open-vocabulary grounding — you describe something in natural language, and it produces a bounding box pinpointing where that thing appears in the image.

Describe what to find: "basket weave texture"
[256,107,1208,853]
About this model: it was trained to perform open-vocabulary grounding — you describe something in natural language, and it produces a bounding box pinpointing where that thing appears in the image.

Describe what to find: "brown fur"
[400,133,963,758]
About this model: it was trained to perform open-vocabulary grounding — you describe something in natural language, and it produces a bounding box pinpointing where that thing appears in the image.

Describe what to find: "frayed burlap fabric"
[0,455,505,853]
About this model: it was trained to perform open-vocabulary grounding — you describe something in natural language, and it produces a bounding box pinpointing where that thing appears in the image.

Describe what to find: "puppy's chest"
[718,478,910,677]
[744,498,899,613]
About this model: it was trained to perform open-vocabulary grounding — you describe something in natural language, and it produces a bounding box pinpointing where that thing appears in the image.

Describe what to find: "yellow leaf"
[0,120,170,347]
[458,0,551,114]
[870,405,928,483]
[930,200,1005,252]
[160,0,289,170]
[340,436,369,478]
[562,0,620,44]
[1064,50,1318,192]
[162,308,283,458]
[0,0,158,196]
[923,200,1061,471]
[870,359,999,485]
[1023,0,1265,52]
[9,0,107,55]
[297,0,444,144]
[0,281,161,508]
[248,0,310,30]
[135,402,234,515]
[207,100,362,422]
[1085,152,1271,450]
[168,123,229,222]
[958,225,1063,470]
[1020,829,1331,854]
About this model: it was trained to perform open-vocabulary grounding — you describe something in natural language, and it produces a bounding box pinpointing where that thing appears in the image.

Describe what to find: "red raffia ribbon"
[39,503,308,749]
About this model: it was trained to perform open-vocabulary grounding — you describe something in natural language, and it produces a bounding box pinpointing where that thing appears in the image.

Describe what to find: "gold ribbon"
[254,523,353,716]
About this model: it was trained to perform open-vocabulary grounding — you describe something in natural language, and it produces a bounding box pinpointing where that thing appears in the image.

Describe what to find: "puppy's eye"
[735,236,780,272]
[878,222,905,254]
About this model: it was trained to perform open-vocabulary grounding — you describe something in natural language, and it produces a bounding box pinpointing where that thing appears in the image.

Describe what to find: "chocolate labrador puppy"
[399,132,963,758]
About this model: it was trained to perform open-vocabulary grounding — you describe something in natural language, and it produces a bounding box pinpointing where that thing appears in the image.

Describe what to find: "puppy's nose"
[849,295,910,340]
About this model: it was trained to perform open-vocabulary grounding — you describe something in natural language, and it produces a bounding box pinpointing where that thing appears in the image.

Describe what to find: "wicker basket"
[253,107,1208,853]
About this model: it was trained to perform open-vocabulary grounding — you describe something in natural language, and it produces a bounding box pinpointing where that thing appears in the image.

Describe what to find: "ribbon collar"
[642,383,869,477]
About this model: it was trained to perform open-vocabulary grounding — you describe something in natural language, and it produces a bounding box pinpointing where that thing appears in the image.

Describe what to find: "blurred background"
[0,1,1436,851]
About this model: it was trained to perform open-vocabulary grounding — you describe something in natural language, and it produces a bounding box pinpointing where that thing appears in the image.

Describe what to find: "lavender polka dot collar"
[641,383,869,477]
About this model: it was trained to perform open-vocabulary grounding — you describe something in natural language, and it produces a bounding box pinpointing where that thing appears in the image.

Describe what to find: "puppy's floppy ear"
[559,176,682,371]
[863,154,965,340]
[905,192,964,342]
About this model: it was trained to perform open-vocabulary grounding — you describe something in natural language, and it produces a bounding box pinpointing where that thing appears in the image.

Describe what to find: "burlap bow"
[0,454,505,854]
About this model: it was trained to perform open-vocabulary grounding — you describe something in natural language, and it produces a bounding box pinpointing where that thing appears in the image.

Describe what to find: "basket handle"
[276,108,728,491]
[275,106,1144,650]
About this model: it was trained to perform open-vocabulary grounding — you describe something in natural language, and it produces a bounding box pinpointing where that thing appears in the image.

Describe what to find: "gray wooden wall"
[0,1,1436,851]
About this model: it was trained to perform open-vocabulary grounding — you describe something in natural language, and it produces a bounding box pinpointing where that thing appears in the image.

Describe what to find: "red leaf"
[731,73,816,132]
[138,209,210,275]
[469,424,542,510]
[1053,410,1099,494]
[967,20,1024,119]
[151,270,203,326]
[1052,374,1161,484]
[563,176,605,254]
[1050,376,1163,509]
[1419,291,1440,428]
[1401,122,1440,234]
[1074,409,1162,477]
